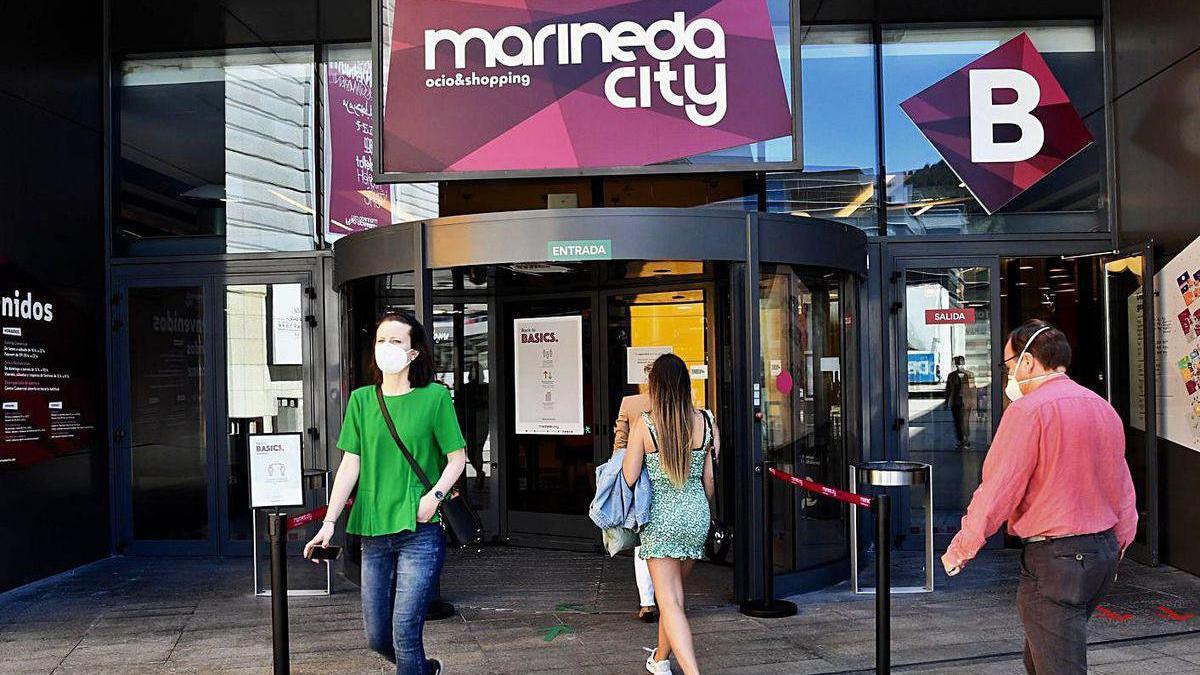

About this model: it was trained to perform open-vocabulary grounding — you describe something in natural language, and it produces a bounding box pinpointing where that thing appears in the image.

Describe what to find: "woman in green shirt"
[305,312,467,675]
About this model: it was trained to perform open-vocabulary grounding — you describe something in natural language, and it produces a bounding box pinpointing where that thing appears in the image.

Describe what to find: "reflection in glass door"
[759,266,846,574]
[223,283,308,550]
[125,285,213,547]
[901,265,995,550]
[431,302,500,538]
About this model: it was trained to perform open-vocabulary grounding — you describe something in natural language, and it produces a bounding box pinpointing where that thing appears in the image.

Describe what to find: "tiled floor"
[0,547,1197,673]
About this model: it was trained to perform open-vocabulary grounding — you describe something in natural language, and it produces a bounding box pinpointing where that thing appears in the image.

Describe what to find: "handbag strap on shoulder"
[375,385,435,491]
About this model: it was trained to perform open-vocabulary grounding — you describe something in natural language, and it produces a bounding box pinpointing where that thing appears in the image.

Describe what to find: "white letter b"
[969,69,1043,163]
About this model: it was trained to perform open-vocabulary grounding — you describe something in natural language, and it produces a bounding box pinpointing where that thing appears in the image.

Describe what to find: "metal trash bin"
[850,461,933,594]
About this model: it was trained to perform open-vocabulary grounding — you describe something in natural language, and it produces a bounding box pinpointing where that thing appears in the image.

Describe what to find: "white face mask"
[374,342,411,375]
[1004,326,1054,401]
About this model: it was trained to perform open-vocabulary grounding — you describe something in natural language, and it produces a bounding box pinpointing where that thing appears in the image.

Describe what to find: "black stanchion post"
[267,511,289,675]
[873,494,891,675]
[739,461,797,618]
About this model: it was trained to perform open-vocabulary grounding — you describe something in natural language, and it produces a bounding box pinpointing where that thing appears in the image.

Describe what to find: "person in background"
[942,319,1137,675]
[623,354,718,675]
[613,389,657,623]
[944,355,975,448]
[306,312,468,675]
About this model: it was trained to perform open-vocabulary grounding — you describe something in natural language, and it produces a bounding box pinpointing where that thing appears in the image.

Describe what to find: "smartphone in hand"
[306,545,342,561]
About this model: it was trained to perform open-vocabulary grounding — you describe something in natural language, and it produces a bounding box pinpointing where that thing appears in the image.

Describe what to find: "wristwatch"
[433,489,446,502]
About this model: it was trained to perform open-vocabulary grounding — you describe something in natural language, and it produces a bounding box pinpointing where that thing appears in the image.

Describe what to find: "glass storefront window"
[767,25,878,231]
[322,44,437,243]
[118,49,318,255]
[882,24,1106,235]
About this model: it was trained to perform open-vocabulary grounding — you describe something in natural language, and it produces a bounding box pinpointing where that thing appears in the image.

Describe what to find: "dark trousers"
[950,404,969,445]
[1017,530,1119,675]
[361,524,446,675]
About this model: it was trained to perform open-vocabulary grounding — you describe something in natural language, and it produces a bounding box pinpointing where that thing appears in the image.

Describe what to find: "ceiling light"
[1020,265,1034,270]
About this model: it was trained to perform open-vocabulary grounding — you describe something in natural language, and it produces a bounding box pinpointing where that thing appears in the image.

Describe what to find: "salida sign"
[900,33,1093,214]
[381,0,792,176]
[925,308,976,325]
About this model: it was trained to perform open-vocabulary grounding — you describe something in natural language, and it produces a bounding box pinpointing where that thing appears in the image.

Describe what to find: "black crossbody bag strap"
[374,385,484,549]
[702,408,715,470]
[375,385,434,491]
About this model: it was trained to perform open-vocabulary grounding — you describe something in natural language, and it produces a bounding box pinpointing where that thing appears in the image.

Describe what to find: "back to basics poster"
[513,315,584,435]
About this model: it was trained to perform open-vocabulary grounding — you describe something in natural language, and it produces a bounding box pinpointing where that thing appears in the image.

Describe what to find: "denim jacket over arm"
[589,448,651,531]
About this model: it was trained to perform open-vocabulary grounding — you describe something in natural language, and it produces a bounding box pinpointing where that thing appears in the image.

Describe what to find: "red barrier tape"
[769,467,873,509]
[286,498,354,531]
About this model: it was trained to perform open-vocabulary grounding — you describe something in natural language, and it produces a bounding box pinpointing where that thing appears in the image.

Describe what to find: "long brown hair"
[648,353,694,487]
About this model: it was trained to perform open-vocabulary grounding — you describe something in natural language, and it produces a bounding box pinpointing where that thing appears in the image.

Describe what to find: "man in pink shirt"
[942,319,1137,675]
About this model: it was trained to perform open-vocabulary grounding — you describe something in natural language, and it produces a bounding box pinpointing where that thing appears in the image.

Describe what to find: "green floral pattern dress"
[638,410,712,561]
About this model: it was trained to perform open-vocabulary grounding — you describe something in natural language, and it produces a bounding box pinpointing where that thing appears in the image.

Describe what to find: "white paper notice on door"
[248,433,304,508]
[514,316,584,435]
[627,346,673,384]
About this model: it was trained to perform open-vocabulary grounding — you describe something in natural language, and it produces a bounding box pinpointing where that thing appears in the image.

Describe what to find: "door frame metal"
[1099,241,1159,565]
[111,271,222,556]
[110,256,327,556]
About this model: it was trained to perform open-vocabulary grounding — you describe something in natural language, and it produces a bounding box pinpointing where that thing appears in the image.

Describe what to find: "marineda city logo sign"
[425,12,730,127]
[901,33,1093,214]
[381,0,791,176]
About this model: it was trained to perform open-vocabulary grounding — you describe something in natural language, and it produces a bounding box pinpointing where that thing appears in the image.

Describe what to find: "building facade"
[1,0,1198,597]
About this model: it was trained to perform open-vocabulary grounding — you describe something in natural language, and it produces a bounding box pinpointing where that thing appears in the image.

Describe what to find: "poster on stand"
[248,433,304,509]
[1154,235,1200,451]
[513,316,583,435]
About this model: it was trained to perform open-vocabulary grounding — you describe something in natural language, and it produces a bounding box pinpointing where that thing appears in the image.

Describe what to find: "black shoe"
[429,658,443,674]
[638,605,659,623]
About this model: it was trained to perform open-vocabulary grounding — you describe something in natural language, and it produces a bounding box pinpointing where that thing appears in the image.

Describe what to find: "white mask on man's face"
[1004,326,1054,401]
[374,342,411,374]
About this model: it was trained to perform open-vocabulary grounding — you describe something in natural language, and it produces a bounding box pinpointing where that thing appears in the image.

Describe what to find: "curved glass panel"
[760,265,848,574]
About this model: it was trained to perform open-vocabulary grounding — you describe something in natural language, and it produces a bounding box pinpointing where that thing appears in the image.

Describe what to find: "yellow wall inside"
[629,291,708,407]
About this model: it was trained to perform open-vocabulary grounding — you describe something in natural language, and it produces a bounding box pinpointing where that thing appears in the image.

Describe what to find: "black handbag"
[375,385,484,549]
[701,410,733,564]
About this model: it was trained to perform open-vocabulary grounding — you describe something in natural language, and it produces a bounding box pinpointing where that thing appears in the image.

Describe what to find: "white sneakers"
[644,647,673,674]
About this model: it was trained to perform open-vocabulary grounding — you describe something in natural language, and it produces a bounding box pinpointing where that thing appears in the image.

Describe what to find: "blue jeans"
[361,524,446,675]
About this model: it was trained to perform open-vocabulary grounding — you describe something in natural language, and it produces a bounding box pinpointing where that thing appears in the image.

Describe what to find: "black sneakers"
[430,658,443,674]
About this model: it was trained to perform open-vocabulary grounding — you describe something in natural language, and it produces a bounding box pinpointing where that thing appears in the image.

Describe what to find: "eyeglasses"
[997,353,1021,374]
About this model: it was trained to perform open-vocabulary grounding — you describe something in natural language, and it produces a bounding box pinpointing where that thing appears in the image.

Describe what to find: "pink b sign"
[900,33,1093,214]
[381,0,792,176]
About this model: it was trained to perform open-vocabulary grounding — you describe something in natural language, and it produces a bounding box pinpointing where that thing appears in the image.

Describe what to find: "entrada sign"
[380,0,791,177]
[925,308,976,325]
[548,240,612,261]
[900,33,1093,214]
